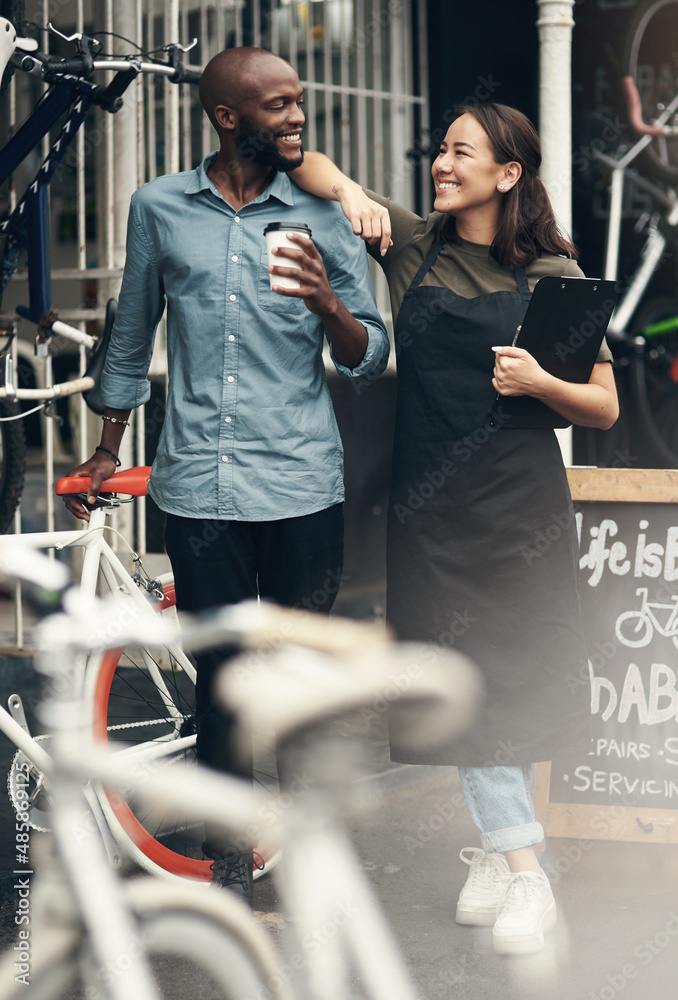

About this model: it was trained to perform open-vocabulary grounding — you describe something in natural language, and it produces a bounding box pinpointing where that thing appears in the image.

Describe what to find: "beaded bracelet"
[95,445,121,467]
[102,415,130,427]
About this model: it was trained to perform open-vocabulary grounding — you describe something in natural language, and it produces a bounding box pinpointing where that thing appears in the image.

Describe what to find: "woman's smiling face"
[431,113,510,231]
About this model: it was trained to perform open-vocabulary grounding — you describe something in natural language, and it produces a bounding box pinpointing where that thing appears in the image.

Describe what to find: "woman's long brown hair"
[440,102,578,267]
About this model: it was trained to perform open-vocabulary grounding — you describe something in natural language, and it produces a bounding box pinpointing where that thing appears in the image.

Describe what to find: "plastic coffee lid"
[263,222,312,236]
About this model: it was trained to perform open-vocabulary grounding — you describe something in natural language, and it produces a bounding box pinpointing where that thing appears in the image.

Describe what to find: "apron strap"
[408,241,532,301]
[514,265,531,303]
[408,239,446,292]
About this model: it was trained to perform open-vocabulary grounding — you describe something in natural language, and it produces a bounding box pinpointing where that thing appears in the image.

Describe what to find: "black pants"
[164,505,344,852]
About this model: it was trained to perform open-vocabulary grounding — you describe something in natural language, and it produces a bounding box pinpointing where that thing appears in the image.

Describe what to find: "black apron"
[387,240,590,766]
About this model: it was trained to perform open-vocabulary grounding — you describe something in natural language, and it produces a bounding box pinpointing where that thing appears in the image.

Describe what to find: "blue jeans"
[457,764,544,853]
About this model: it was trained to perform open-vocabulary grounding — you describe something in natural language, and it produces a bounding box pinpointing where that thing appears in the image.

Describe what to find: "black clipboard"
[493,275,619,429]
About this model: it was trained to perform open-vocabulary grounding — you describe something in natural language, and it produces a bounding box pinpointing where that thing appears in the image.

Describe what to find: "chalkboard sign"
[536,469,678,844]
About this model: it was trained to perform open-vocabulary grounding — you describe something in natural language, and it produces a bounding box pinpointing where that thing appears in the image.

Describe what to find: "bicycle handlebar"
[0,375,94,400]
[13,51,202,88]
[622,75,678,137]
[622,76,666,137]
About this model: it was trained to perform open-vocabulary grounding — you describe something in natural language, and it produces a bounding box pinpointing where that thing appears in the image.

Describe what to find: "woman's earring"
[498,184,505,191]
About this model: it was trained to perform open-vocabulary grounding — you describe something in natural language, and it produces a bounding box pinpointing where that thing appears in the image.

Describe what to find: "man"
[64,47,389,901]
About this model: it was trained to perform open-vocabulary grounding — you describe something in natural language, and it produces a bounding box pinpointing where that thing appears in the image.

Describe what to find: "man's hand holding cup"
[264,223,338,317]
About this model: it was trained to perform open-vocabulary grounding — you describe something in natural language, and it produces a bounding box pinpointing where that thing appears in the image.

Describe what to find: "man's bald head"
[199,47,294,130]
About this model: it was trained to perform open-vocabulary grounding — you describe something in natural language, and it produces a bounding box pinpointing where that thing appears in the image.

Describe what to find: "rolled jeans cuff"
[481,821,545,855]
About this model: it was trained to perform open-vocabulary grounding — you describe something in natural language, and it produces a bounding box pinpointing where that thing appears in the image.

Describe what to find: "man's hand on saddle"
[491,345,549,398]
[62,453,119,522]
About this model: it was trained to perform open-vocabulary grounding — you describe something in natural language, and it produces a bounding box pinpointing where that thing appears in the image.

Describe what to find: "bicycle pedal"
[7,693,31,737]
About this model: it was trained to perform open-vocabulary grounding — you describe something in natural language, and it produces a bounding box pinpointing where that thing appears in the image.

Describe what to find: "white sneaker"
[455,848,511,926]
[492,870,557,955]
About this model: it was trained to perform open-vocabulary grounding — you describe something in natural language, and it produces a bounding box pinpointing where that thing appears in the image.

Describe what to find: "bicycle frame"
[0,556,278,1000]
[0,25,201,537]
[0,506,196,863]
[597,79,678,338]
[0,72,108,342]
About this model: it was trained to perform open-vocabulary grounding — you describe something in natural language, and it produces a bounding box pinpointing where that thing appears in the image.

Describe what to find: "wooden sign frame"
[534,468,678,844]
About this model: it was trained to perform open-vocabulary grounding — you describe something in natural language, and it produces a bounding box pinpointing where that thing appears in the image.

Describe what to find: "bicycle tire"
[619,0,678,185]
[0,397,26,533]
[87,580,280,884]
[0,879,291,1000]
[629,296,678,467]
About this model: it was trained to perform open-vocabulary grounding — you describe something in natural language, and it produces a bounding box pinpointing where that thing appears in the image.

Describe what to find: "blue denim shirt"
[101,154,389,521]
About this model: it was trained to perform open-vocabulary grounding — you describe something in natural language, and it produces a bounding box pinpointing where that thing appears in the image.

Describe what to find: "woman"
[281,103,618,955]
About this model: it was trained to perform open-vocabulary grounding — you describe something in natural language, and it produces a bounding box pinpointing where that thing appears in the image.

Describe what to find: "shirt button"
[221,455,229,462]
[228,335,235,342]
[231,255,239,262]
[229,294,236,301]
[225,416,232,423]
[227,376,235,383]
[234,216,241,223]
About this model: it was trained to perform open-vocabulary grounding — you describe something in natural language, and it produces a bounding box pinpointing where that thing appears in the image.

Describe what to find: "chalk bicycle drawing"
[614,586,678,648]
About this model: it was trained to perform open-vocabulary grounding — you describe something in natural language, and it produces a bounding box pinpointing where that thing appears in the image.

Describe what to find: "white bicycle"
[1,466,279,884]
[0,561,295,1000]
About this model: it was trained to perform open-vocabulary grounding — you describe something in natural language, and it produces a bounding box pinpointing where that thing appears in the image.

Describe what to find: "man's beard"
[237,115,304,172]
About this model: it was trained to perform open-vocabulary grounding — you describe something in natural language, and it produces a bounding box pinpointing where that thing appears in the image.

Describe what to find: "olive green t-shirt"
[365,191,613,363]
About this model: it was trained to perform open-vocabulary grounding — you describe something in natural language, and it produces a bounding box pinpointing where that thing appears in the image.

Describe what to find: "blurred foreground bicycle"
[0,546,481,1000]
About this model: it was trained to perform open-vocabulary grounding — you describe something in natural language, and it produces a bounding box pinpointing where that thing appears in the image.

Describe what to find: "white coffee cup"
[264,222,313,290]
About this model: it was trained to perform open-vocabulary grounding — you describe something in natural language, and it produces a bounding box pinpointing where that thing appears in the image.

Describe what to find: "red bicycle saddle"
[55,465,152,497]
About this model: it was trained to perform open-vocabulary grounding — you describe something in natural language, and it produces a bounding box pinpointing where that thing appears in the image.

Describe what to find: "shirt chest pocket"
[257,250,307,314]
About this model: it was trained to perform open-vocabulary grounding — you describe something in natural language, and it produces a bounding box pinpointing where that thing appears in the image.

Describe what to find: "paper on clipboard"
[493,275,618,429]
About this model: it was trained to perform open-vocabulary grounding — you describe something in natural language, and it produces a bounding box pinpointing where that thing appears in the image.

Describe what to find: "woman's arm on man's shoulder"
[290,153,392,255]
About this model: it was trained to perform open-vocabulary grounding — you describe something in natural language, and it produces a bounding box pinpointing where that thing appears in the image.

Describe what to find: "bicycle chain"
[7,716,193,832]
[8,735,51,833]
[105,714,191,732]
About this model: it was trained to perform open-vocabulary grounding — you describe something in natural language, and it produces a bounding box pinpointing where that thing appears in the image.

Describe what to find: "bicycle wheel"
[87,581,280,884]
[0,880,291,1000]
[629,297,678,467]
[620,0,678,185]
[615,611,652,647]
[0,398,25,532]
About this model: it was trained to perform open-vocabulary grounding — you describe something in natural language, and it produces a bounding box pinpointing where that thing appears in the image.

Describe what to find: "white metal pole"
[537,0,575,233]
[536,0,575,465]
[165,0,181,177]
[111,0,141,547]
